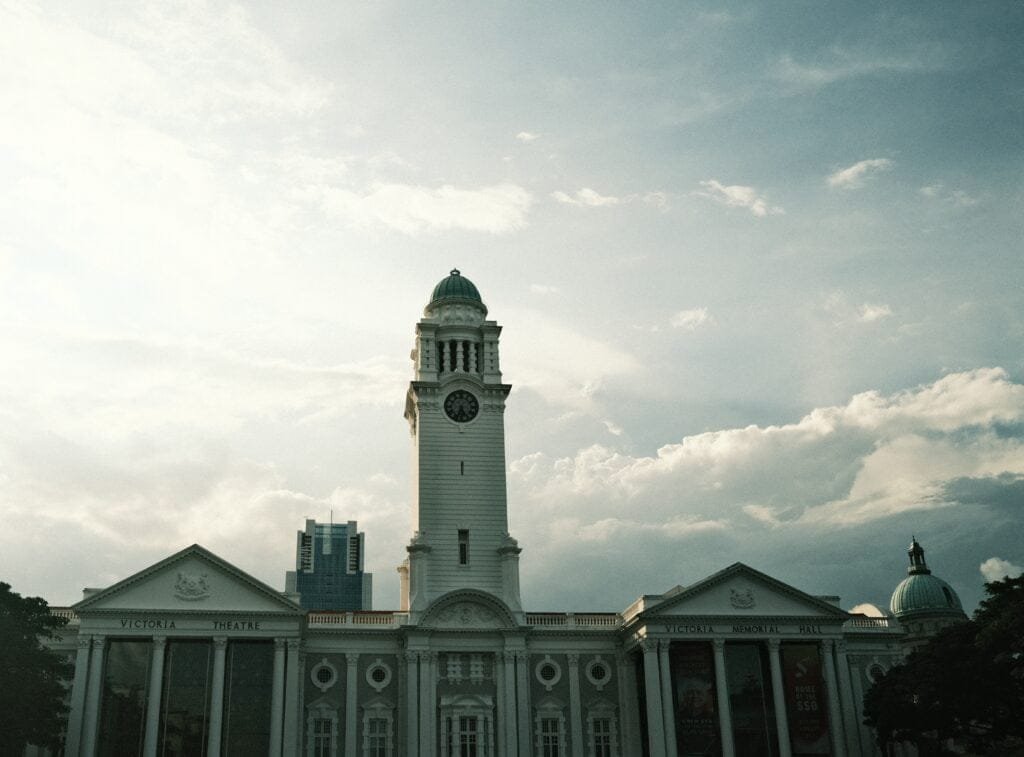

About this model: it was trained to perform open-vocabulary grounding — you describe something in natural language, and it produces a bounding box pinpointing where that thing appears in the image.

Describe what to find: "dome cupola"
[426,269,487,317]
[889,538,964,618]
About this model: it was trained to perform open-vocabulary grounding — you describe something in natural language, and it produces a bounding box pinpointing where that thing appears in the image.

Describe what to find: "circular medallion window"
[310,658,338,692]
[535,655,562,691]
[365,659,392,692]
[585,657,612,690]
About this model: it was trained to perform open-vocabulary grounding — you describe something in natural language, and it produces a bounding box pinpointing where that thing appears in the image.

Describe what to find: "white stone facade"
[49,274,911,756]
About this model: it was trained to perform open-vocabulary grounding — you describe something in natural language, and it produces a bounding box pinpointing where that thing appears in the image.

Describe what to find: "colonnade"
[639,637,864,757]
[64,633,303,757]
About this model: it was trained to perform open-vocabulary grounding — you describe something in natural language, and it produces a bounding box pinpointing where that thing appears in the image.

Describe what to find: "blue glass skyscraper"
[285,519,373,610]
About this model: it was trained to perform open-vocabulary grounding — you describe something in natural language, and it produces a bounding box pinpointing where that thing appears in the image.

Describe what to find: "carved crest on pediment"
[729,586,755,609]
[174,571,210,601]
[434,601,498,628]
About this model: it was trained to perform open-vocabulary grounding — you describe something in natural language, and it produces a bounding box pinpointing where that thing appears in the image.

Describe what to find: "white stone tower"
[399,270,523,621]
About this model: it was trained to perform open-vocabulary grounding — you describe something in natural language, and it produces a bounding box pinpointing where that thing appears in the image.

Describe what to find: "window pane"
[97,639,151,757]
[158,640,212,757]
[725,643,777,757]
[221,641,274,757]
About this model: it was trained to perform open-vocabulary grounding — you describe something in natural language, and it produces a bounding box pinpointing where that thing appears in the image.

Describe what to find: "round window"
[310,659,337,692]
[540,663,557,681]
[371,666,388,684]
[365,659,393,692]
[585,657,612,689]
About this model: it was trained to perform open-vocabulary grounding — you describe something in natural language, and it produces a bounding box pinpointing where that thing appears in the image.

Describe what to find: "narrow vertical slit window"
[460,461,465,476]
[458,529,470,566]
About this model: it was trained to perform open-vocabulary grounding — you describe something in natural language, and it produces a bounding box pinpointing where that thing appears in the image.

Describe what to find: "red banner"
[781,644,830,755]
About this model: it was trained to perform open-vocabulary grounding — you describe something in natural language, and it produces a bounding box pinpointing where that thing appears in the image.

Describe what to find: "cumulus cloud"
[696,180,782,217]
[321,183,533,234]
[511,368,1024,528]
[827,159,893,189]
[516,131,540,142]
[980,557,1023,581]
[551,188,620,207]
[507,368,1024,607]
[671,308,712,331]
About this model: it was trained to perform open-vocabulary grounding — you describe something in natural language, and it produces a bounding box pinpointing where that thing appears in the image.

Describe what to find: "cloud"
[827,159,893,189]
[858,303,892,322]
[979,557,1023,582]
[516,131,540,142]
[696,180,782,217]
[321,183,533,234]
[920,184,979,207]
[551,188,620,207]
[671,308,712,331]
[506,368,1024,608]
[771,47,941,89]
[530,284,560,295]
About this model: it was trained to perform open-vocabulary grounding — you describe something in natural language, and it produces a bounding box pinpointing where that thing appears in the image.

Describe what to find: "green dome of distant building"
[889,538,964,617]
[429,269,484,307]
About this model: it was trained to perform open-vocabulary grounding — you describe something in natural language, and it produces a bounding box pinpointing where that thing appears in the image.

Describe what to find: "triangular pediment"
[73,544,302,614]
[641,563,848,621]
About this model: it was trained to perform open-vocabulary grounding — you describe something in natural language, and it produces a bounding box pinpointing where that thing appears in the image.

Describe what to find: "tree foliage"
[0,581,73,755]
[864,575,1024,755]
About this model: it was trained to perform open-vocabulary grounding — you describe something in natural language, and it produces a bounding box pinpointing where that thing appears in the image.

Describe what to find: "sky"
[1,1,1022,616]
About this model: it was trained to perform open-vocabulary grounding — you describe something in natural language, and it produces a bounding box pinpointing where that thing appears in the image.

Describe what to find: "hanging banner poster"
[781,644,831,755]
[671,643,721,756]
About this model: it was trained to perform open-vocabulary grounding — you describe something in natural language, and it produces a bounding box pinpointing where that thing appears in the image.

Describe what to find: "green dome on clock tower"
[429,268,485,309]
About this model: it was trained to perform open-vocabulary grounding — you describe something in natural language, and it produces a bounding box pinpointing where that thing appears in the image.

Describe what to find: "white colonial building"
[46,270,947,757]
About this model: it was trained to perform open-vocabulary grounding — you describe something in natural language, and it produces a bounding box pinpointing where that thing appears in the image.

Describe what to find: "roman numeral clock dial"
[444,390,479,423]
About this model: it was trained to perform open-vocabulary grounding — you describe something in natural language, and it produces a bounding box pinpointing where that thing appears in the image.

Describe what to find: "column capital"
[768,638,781,652]
[404,650,420,663]
[514,650,528,663]
[821,638,835,651]
[285,638,301,652]
[212,636,227,649]
[502,650,516,663]
[639,638,658,654]
[712,638,726,653]
[92,635,106,651]
[566,652,579,667]
[346,652,360,667]
[836,640,848,656]
[78,636,92,650]
[274,637,287,651]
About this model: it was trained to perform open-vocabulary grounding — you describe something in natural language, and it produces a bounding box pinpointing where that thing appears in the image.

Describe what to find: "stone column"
[206,637,228,757]
[143,636,168,757]
[65,636,92,757]
[270,638,286,757]
[502,651,518,757]
[767,640,792,757]
[712,639,735,757]
[516,651,532,757]
[657,641,678,756]
[820,640,846,757]
[346,653,359,757]
[405,651,419,756]
[567,653,584,757]
[419,651,437,754]
[641,640,666,757]
[81,635,107,757]
[834,642,862,756]
[284,639,302,756]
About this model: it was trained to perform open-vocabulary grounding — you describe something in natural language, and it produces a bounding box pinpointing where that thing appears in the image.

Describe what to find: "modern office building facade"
[285,519,372,612]
[44,271,960,756]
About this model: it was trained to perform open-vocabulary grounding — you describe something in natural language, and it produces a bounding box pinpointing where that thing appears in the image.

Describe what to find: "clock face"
[444,390,479,423]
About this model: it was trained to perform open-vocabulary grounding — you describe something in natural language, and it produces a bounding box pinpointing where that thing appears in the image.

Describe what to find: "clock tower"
[400,270,523,620]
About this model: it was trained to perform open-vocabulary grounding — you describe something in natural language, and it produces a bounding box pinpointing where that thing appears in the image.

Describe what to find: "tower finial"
[907,536,930,575]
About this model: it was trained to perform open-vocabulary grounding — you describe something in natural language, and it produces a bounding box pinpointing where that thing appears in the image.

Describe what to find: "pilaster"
[640,640,666,757]
[767,639,792,757]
